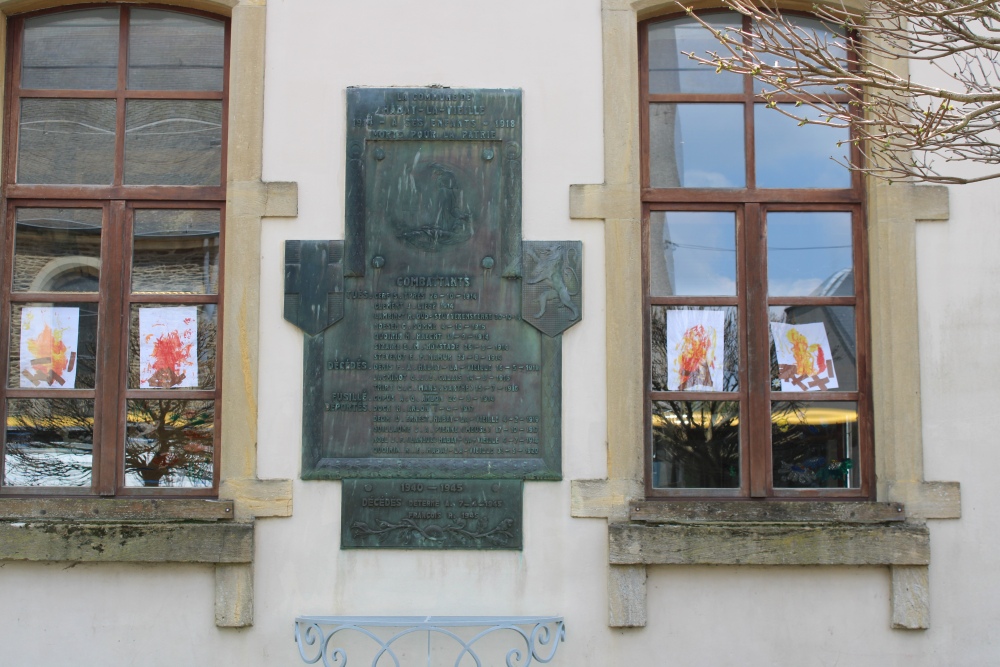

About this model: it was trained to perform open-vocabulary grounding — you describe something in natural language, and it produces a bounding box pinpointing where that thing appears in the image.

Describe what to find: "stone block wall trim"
[216,563,255,627]
[570,0,960,631]
[891,565,930,630]
[609,565,647,628]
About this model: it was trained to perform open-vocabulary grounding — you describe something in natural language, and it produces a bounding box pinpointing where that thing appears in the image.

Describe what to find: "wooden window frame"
[0,4,230,497]
[640,10,874,500]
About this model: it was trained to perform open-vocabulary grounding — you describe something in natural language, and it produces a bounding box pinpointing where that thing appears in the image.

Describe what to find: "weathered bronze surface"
[342,478,523,550]
[522,241,583,337]
[281,87,587,549]
[284,240,344,336]
[291,87,572,481]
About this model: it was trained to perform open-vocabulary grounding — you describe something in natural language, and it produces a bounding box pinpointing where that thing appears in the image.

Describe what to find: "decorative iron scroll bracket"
[295,616,566,667]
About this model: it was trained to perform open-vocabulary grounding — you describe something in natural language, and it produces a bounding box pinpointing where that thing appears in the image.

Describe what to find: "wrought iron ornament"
[295,616,565,667]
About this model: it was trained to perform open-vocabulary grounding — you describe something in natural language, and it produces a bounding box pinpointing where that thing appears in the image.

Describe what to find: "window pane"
[125,398,213,487]
[755,104,850,188]
[650,211,736,296]
[3,398,93,487]
[124,100,222,185]
[753,17,847,96]
[18,99,116,184]
[651,400,739,488]
[132,209,220,294]
[772,401,858,488]
[9,303,98,390]
[770,306,856,392]
[652,306,738,392]
[21,8,119,90]
[13,208,102,292]
[129,304,216,390]
[128,9,225,91]
[767,211,852,296]
[648,15,743,94]
[650,104,745,188]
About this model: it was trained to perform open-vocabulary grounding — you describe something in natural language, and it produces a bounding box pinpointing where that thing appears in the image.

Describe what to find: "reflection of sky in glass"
[755,104,850,188]
[767,212,852,296]
[650,104,745,188]
[649,15,743,94]
[650,211,736,296]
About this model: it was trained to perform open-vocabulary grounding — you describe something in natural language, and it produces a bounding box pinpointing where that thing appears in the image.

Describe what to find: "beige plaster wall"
[0,1,998,665]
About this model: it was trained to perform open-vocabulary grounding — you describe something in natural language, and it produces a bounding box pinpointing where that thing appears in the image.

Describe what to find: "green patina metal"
[342,478,523,550]
[283,87,582,549]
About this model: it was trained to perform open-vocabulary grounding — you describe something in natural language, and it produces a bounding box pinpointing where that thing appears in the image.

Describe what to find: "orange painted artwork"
[19,307,80,388]
[770,322,838,392]
[139,307,198,389]
[667,309,726,391]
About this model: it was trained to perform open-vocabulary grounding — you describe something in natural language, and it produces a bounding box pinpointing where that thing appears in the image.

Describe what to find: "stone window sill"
[0,499,250,564]
[612,501,928,567]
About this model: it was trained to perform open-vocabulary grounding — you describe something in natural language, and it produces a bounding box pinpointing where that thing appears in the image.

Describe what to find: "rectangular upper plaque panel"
[342,478,523,550]
[300,88,562,480]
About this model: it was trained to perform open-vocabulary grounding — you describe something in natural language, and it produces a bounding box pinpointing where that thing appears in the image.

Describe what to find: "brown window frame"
[0,4,230,497]
[640,10,874,500]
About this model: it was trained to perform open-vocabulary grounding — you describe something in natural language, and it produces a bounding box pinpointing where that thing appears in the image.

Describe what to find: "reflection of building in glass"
[773,267,859,488]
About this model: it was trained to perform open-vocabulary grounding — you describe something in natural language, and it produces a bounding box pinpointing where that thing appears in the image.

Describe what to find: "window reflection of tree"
[125,398,213,487]
[4,398,93,486]
[651,307,740,488]
[125,307,215,487]
[768,269,858,488]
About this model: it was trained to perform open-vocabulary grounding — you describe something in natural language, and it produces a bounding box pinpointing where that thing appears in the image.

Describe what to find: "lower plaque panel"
[342,478,523,550]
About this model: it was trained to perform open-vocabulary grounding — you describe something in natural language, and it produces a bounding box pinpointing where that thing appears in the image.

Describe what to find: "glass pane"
[767,211,852,296]
[124,100,222,185]
[753,17,847,96]
[651,306,738,392]
[650,211,736,296]
[132,209,220,294]
[3,398,93,487]
[125,398,213,487]
[9,303,98,390]
[651,400,739,488]
[770,306,856,392]
[128,9,225,91]
[648,14,743,94]
[772,401,858,489]
[129,304,216,390]
[650,104,745,188]
[18,99,116,184]
[21,8,119,90]
[13,208,102,292]
[755,104,850,188]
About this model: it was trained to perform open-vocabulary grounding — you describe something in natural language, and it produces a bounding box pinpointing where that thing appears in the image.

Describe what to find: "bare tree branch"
[674,0,1000,184]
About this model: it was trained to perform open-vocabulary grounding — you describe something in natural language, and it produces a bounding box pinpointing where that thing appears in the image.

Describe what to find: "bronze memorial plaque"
[342,479,523,550]
[284,87,582,548]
